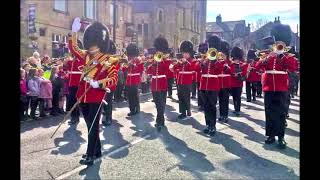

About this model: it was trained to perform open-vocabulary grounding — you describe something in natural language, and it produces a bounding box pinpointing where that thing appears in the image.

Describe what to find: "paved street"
[21,89,300,179]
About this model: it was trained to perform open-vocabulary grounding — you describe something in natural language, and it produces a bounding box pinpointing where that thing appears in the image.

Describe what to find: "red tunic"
[246,60,262,82]
[230,60,248,88]
[191,59,201,82]
[163,59,175,79]
[257,53,295,92]
[218,58,232,89]
[124,58,144,86]
[173,58,194,85]
[147,60,169,92]
[66,58,84,87]
[199,60,223,91]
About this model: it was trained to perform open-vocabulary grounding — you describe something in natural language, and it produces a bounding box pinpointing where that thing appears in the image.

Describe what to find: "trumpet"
[153,51,169,63]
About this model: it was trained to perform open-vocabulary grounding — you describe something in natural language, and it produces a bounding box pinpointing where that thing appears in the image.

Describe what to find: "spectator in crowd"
[38,69,53,117]
[28,52,42,69]
[59,65,68,114]
[50,66,64,116]
[27,68,41,120]
[22,63,32,118]
[41,55,52,72]
[20,69,28,121]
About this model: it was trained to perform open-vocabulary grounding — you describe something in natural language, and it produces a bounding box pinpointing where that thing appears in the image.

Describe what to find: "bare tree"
[251,18,269,31]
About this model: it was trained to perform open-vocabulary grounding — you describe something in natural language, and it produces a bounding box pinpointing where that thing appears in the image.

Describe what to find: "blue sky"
[206,0,299,33]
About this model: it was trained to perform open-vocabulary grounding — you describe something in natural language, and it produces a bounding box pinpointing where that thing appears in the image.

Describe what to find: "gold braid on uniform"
[97,56,119,89]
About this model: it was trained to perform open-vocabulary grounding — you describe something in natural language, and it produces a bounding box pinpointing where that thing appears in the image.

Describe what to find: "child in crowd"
[50,66,64,115]
[59,65,68,113]
[27,68,40,120]
[20,69,28,121]
[22,63,31,117]
[38,69,53,117]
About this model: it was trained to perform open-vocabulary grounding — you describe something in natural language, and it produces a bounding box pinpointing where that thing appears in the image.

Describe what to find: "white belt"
[217,74,231,77]
[68,71,82,74]
[265,70,287,74]
[127,73,140,76]
[152,75,166,79]
[179,71,193,74]
[202,74,218,78]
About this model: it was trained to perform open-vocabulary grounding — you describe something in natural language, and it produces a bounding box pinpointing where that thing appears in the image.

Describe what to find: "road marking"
[55,134,151,180]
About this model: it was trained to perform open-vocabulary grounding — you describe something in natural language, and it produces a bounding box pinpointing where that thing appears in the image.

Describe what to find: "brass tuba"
[206,48,218,61]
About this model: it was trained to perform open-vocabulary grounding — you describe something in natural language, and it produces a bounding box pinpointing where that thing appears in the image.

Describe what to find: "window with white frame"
[84,0,96,20]
[52,34,61,43]
[54,0,67,12]
[110,3,114,25]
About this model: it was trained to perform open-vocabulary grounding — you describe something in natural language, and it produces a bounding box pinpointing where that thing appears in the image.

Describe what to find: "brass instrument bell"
[206,48,218,61]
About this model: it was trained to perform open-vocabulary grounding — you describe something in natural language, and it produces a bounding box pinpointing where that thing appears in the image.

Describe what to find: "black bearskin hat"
[220,40,230,58]
[271,24,292,46]
[126,43,139,57]
[77,39,84,49]
[179,41,195,55]
[83,22,110,53]
[231,46,244,60]
[154,37,169,53]
[247,49,257,60]
[207,35,221,51]
[198,43,208,54]
[107,40,117,55]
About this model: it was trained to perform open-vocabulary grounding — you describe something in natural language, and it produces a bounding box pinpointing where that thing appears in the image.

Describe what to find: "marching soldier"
[147,37,170,131]
[194,43,206,111]
[256,24,295,149]
[245,49,261,102]
[171,41,195,120]
[65,40,84,125]
[199,47,223,136]
[123,43,144,116]
[230,47,248,116]
[102,40,119,126]
[65,54,84,124]
[166,49,175,99]
[68,20,118,165]
[218,40,232,122]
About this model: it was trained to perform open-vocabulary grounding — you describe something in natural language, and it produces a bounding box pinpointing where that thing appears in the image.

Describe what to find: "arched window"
[158,9,163,22]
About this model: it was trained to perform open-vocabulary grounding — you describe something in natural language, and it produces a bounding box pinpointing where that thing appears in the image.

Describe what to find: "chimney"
[274,17,277,22]
[216,14,222,23]
[278,16,280,23]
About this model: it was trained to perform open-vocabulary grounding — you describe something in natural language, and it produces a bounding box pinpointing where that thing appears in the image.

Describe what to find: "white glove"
[72,17,81,33]
[89,80,99,88]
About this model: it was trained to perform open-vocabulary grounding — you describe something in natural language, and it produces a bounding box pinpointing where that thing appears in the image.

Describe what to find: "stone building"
[206,15,251,47]
[20,0,134,58]
[132,0,207,51]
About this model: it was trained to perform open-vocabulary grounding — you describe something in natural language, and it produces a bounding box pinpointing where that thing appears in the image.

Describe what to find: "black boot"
[218,117,223,121]
[223,117,229,123]
[285,120,288,127]
[177,113,187,120]
[79,157,94,166]
[127,111,135,116]
[68,117,79,125]
[265,136,275,144]
[187,110,191,116]
[203,126,210,134]
[208,127,216,137]
[278,137,287,149]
